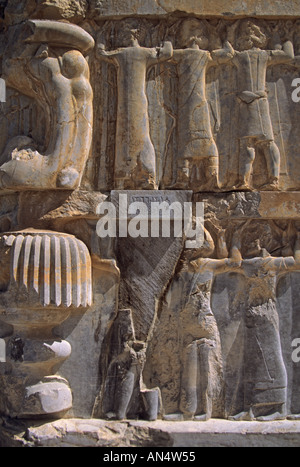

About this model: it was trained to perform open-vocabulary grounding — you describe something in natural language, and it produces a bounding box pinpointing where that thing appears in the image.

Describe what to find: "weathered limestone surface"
[1,418,300,447]
[90,0,300,18]
[3,0,300,23]
[1,0,300,448]
[2,0,89,25]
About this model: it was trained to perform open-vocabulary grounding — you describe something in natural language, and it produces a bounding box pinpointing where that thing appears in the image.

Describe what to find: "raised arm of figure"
[229,230,243,266]
[148,41,173,65]
[96,43,120,62]
[211,41,235,64]
[269,40,295,63]
[204,239,242,274]
[264,234,300,272]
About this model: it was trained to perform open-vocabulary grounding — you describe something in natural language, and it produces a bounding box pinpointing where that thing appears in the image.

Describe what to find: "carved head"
[116,19,147,47]
[237,20,268,51]
[241,221,281,258]
[178,18,209,49]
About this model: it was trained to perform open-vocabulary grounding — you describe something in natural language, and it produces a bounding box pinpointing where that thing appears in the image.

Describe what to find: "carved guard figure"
[170,19,234,191]
[229,230,300,421]
[97,19,173,190]
[164,228,242,420]
[232,20,295,191]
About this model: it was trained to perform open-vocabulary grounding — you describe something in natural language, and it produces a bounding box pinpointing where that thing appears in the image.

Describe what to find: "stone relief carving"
[160,229,241,421]
[0,12,300,435]
[96,18,173,190]
[169,18,234,191]
[1,20,94,191]
[2,17,299,192]
[144,221,300,421]
[91,17,300,192]
[228,229,300,421]
[97,307,161,421]
[231,19,296,191]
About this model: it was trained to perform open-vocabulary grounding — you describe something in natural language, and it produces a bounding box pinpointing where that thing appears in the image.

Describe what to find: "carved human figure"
[100,308,160,421]
[97,19,173,190]
[1,20,94,191]
[164,229,241,420]
[230,232,300,421]
[171,19,234,191]
[232,20,295,190]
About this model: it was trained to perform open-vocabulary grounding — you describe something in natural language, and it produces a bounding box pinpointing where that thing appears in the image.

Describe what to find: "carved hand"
[227,255,242,268]
[211,40,234,63]
[224,40,235,56]
[283,40,295,59]
[157,41,173,61]
[230,231,243,264]
[96,43,109,56]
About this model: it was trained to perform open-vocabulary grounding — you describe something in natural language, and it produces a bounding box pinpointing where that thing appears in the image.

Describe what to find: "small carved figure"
[171,19,234,191]
[97,19,173,190]
[100,308,160,421]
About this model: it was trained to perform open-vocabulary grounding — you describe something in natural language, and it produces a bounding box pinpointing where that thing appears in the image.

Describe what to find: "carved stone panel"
[1,1,300,447]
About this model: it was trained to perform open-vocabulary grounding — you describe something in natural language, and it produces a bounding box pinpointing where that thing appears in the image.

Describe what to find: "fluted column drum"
[0,230,92,419]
